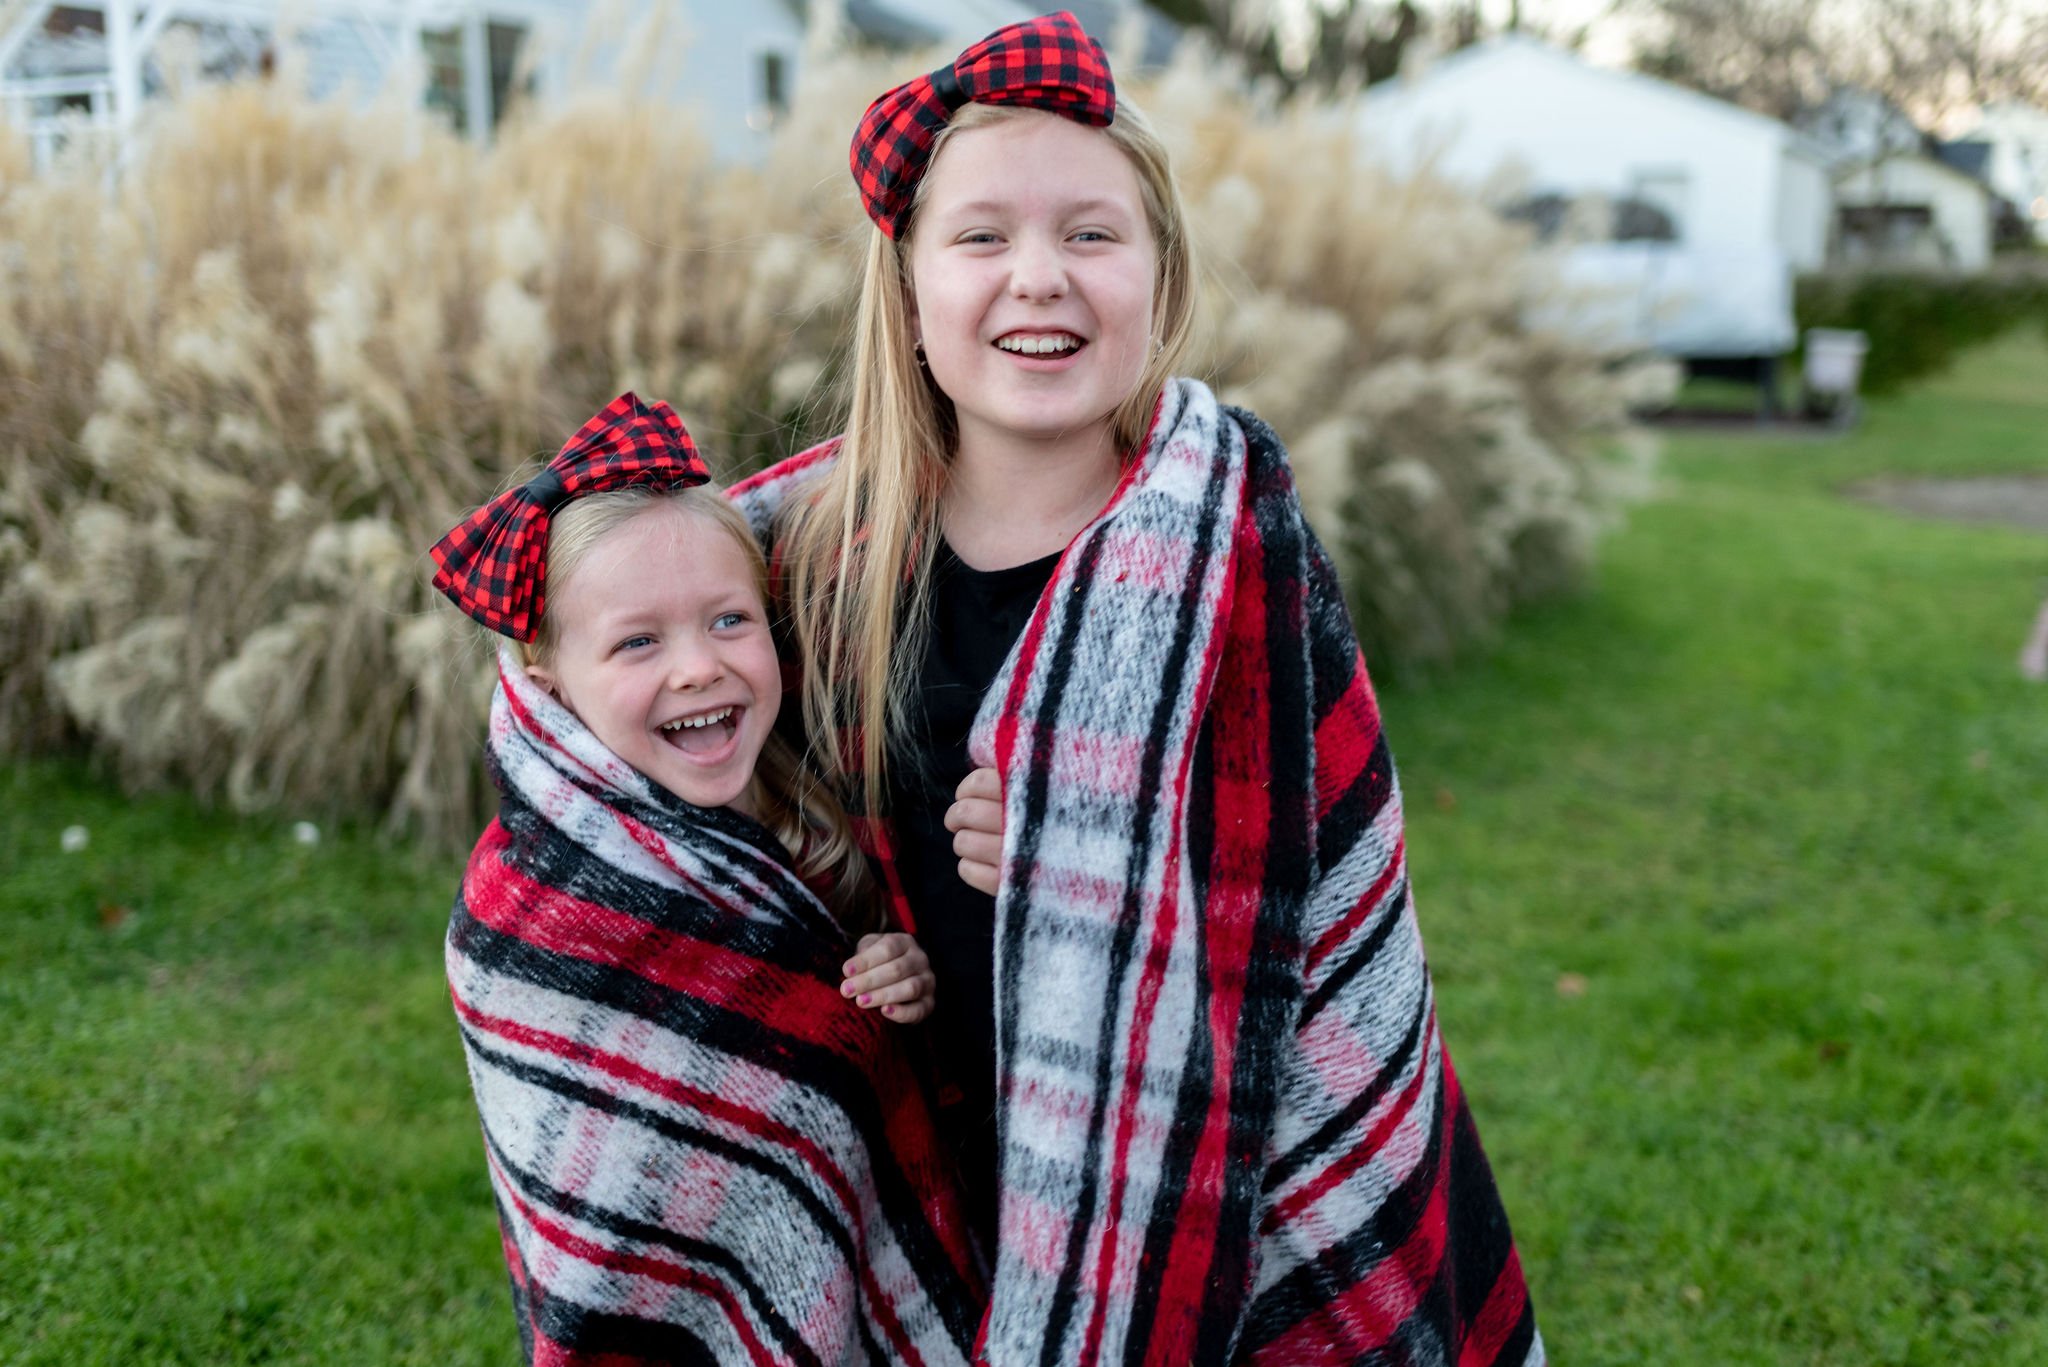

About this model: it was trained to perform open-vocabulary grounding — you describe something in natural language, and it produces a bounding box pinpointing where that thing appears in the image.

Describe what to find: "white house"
[1956,101,2048,245]
[1356,34,1834,362]
[0,0,591,160]
[1833,150,1996,270]
[1796,85,1999,267]
[0,0,1155,167]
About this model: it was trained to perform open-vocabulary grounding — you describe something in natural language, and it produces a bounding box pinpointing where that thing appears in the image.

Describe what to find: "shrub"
[0,38,1663,844]
[1795,264,2048,396]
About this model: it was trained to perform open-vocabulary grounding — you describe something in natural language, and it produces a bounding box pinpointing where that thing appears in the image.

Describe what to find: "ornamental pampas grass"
[0,31,1663,845]
[1145,39,1672,667]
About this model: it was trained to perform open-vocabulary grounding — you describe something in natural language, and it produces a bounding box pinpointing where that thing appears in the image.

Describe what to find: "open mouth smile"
[657,705,741,756]
[994,331,1085,356]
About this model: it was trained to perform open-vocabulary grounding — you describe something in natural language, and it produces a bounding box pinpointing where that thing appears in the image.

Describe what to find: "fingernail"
[858,993,872,1006]
[841,983,855,997]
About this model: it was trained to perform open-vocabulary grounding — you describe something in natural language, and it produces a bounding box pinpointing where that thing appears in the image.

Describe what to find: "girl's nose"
[1008,235,1068,301]
[667,641,724,690]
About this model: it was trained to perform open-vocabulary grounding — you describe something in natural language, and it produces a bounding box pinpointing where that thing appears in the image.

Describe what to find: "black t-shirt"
[887,537,1060,1251]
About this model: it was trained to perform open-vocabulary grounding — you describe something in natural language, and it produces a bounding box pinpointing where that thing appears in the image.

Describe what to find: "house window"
[1500,191,1675,244]
[1836,203,1943,265]
[749,49,788,131]
[1626,168,1690,243]
[421,26,466,132]
[488,21,531,125]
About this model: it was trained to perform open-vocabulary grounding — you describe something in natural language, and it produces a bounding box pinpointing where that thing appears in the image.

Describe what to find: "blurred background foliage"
[0,42,1669,845]
[1796,265,2048,394]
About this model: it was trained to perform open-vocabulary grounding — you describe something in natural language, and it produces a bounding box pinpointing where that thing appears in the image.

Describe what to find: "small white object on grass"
[2020,593,2048,682]
[60,825,89,852]
[292,821,321,846]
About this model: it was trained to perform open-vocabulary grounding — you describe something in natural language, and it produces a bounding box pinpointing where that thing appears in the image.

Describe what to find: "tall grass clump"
[0,34,1662,844]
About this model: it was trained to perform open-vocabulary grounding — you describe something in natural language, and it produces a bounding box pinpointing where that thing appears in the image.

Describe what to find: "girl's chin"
[956,397,1121,447]
[643,739,765,815]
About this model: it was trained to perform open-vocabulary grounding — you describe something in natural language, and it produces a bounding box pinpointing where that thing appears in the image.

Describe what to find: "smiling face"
[525,501,780,816]
[907,109,1158,460]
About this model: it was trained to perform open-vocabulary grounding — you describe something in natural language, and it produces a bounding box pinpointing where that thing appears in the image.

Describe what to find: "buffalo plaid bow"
[428,392,709,641]
[850,10,1115,239]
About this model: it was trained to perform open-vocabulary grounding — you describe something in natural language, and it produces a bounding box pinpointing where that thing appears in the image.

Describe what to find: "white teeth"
[996,334,1081,355]
[661,707,733,733]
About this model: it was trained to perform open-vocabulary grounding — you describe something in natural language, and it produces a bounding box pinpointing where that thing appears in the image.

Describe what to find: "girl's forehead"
[561,506,758,607]
[921,113,1141,211]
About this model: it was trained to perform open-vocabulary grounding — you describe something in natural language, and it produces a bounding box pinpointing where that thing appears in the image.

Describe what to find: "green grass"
[1393,327,2048,1363]
[5,331,2047,1363]
[0,776,505,1364]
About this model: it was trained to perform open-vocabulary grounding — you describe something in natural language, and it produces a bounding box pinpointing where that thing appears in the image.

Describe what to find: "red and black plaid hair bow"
[428,393,709,641]
[850,10,1115,239]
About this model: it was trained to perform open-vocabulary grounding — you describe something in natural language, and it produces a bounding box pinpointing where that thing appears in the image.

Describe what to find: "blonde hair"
[525,485,879,933]
[784,99,1200,816]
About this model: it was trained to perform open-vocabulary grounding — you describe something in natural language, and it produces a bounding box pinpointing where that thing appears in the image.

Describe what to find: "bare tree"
[1622,0,1839,121]
[1624,0,2048,125]
[1863,0,2048,124]
[1147,0,1429,94]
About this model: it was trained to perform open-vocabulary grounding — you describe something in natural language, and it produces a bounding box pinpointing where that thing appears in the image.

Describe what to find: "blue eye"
[712,611,749,631]
[615,634,655,653]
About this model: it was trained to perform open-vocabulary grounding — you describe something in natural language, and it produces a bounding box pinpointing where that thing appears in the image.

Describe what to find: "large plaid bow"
[428,392,708,641]
[849,10,1115,239]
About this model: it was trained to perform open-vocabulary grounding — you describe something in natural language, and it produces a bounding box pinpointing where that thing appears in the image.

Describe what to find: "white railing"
[1,71,115,166]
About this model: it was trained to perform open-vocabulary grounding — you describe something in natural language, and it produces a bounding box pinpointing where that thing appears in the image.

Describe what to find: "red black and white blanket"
[447,647,984,1366]
[735,378,1544,1366]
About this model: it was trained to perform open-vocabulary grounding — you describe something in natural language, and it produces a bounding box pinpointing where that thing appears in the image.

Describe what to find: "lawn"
[5,332,2047,1364]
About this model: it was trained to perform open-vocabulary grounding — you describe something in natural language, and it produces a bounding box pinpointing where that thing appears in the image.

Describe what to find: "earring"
[914,339,928,368]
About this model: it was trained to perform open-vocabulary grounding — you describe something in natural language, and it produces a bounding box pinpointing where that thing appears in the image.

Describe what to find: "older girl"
[734,12,1546,1365]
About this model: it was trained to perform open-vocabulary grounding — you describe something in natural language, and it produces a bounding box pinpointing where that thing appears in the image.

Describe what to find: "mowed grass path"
[5,334,2046,1364]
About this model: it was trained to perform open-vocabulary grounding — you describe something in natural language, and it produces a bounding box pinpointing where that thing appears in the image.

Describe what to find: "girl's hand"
[944,767,1004,896]
[841,932,936,1024]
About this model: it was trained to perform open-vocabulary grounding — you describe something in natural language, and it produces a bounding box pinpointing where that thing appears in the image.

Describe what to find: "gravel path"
[1847,475,2048,534]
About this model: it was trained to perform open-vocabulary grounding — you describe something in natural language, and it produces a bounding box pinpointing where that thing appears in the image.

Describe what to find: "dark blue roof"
[1934,139,1994,182]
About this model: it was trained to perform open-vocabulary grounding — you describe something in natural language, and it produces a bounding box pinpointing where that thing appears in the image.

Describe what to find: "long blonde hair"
[783,99,1201,816]
[525,485,879,933]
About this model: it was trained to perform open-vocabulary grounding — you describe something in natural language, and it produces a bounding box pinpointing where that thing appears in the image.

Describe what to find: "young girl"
[430,393,981,1365]
[733,12,1545,1365]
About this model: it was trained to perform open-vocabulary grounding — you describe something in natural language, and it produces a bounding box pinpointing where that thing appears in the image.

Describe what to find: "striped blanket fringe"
[448,645,984,1366]
[735,377,1543,1367]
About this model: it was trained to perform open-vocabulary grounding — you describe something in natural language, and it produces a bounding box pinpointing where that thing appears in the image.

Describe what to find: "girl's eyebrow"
[938,196,1135,220]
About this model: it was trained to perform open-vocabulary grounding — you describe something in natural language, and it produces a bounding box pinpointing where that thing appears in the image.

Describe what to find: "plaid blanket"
[447,646,984,1366]
[735,378,1543,1366]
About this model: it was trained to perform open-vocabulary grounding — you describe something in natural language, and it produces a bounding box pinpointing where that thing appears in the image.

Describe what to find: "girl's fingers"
[842,932,913,978]
[841,936,928,999]
[842,958,909,997]
[861,973,933,1007]
[955,856,999,896]
[947,770,1005,896]
[951,829,1001,866]
[881,997,934,1024]
[943,794,1003,837]
[954,767,1002,803]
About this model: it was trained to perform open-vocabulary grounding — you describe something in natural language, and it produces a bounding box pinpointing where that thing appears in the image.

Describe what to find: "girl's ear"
[524,661,562,701]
